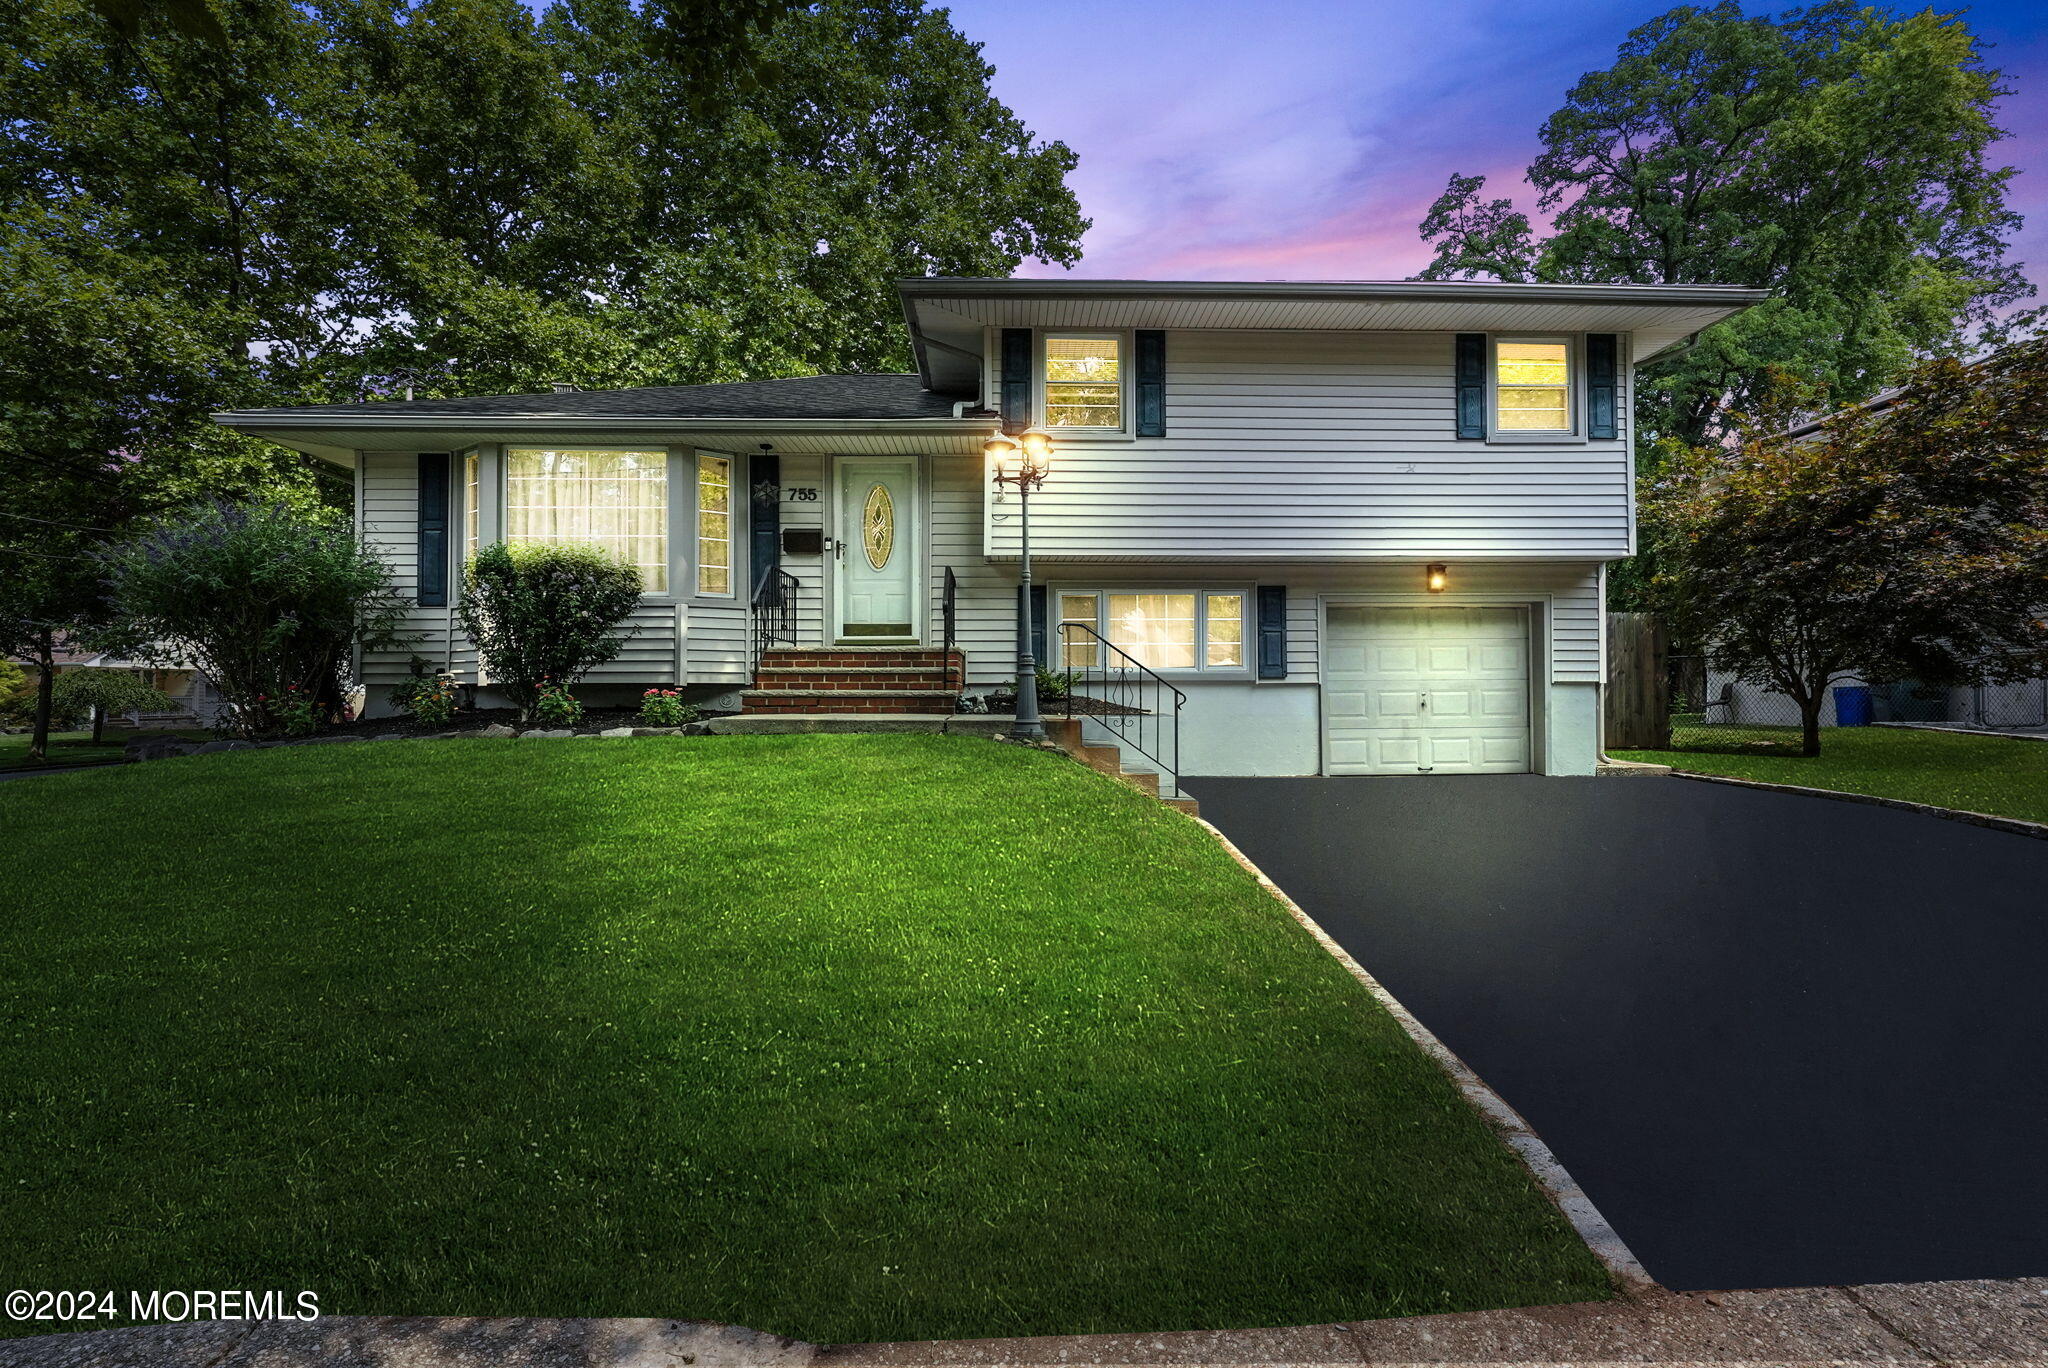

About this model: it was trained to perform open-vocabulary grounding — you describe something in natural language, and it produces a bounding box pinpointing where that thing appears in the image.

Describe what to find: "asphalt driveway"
[1186,773,2048,1292]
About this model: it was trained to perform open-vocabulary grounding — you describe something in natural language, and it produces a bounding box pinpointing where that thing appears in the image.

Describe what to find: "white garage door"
[1324,606,1532,775]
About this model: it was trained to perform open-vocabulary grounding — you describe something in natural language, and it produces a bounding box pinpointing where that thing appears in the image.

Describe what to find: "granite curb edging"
[1666,769,2048,840]
[1188,816,1659,1297]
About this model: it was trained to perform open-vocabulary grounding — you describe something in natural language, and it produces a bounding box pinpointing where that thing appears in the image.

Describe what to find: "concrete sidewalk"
[5,1278,2045,1367]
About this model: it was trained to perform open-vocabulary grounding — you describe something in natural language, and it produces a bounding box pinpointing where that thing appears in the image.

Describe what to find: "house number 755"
[783,487,819,502]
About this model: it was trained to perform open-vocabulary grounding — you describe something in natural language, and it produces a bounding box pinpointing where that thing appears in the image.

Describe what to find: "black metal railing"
[942,565,958,657]
[751,565,799,665]
[1056,622,1187,797]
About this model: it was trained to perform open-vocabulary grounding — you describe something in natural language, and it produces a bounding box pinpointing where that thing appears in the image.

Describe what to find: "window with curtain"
[463,452,480,566]
[1043,335,1122,428]
[1056,590,1246,672]
[504,448,668,591]
[697,454,732,596]
[1494,339,1572,432]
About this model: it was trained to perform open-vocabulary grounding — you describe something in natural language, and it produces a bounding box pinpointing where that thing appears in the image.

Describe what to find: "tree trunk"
[1797,691,1824,757]
[28,630,55,761]
[91,704,105,745]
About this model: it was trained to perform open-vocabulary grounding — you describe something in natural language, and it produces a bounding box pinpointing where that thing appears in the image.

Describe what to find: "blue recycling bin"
[1832,684,1872,727]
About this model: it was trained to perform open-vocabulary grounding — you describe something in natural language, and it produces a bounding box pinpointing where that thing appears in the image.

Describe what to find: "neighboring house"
[37,647,226,730]
[215,277,1763,778]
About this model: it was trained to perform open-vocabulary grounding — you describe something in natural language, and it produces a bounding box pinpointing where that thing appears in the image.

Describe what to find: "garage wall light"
[1425,563,1449,593]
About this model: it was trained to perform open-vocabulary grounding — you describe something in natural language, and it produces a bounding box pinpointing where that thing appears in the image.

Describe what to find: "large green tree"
[1417,1,2029,449]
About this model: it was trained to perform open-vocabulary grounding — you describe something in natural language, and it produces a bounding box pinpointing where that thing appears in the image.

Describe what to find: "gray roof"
[218,373,960,423]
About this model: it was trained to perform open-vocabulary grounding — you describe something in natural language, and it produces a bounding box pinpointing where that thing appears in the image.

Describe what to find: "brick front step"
[741,689,961,715]
[752,667,953,691]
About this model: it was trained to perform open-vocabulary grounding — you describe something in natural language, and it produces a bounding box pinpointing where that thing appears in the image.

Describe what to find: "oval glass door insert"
[862,482,894,570]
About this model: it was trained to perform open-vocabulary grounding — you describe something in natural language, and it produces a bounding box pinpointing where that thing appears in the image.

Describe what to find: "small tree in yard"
[50,669,173,744]
[102,502,406,737]
[1647,341,2048,756]
[460,543,642,722]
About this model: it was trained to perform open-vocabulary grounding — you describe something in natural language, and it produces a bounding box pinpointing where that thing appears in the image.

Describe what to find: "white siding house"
[215,277,1762,779]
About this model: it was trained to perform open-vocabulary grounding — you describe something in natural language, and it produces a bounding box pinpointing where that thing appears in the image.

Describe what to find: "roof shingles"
[222,373,960,422]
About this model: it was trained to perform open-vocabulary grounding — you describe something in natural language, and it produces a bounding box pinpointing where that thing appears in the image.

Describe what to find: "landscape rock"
[631,727,681,737]
[480,723,518,738]
[522,729,573,739]
[367,733,406,742]
[600,727,636,738]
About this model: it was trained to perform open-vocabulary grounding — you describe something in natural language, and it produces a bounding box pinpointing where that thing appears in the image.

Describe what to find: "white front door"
[1324,606,1532,774]
[835,457,919,639]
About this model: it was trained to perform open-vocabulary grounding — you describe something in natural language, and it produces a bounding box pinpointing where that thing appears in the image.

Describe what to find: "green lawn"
[0,728,210,773]
[0,735,1609,1343]
[1614,725,2048,825]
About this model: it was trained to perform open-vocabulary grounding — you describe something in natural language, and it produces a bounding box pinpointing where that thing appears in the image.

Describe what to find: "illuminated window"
[1494,339,1572,432]
[697,454,732,596]
[505,448,667,591]
[1043,335,1122,428]
[1054,590,1247,672]
[463,452,480,565]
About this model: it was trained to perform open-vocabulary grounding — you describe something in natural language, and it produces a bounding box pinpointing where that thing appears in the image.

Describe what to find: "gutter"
[896,276,1771,309]
[212,413,992,434]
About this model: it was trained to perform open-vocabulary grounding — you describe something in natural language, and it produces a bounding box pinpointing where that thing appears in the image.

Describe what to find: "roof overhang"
[897,277,1769,393]
[210,414,995,465]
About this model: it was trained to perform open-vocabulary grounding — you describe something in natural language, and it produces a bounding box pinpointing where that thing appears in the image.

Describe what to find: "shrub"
[49,668,173,742]
[102,502,405,737]
[0,660,34,727]
[637,688,698,727]
[269,683,321,736]
[392,669,462,728]
[532,679,583,727]
[459,543,641,722]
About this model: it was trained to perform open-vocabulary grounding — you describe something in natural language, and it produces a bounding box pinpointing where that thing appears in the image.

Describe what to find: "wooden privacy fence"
[1605,613,1670,749]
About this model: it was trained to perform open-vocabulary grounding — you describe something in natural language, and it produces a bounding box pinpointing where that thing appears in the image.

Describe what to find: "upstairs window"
[504,447,668,591]
[1494,339,1573,433]
[1043,335,1122,428]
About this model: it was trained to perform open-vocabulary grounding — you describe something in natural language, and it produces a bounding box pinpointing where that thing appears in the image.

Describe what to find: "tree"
[1646,341,2048,756]
[1417,2,2029,450]
[459,543,644,721]
[101,502,407,737]
[49,668,173,743]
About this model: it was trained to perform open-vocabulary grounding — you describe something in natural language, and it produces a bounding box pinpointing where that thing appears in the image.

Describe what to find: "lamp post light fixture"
[987,427,1055,741]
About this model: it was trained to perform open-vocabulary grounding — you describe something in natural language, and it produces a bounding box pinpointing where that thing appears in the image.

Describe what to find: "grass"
[0,728,210,773]
[0,735,1610,1343]
[1614,725,2048,825]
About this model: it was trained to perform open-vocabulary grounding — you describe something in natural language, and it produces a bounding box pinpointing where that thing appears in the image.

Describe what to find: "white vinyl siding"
[985,329,1630,560]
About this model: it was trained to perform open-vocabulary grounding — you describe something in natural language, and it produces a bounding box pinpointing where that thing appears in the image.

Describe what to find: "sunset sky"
[941,0,2047,297]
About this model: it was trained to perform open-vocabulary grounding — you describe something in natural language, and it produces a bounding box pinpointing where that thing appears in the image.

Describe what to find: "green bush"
[459,543,641,722]
[532,679,584,727]
[392,669,462,728]
[637,688,698,727]
[49,668,172,741]
[103,502,406,737]
[0,660,34,727]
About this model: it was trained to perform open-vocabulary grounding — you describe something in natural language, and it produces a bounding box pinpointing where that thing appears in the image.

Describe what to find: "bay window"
[504,447,668,591]
[1056,590,1246,672]
[696,453,732,596]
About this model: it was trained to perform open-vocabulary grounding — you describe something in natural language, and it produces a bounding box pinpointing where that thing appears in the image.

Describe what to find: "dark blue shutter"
[1135,329,1166,437]
[1000,328,1033,435]
[1029,583,1047,663]
[1587,333,1619,440]
[1455,334,1486,440]
[417,453,450,607]
[749,453,780,600]
[1256,585,1287,679]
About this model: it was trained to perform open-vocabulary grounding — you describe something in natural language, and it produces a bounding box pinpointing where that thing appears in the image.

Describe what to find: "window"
[463,452,480,565]
[1043,335,1122,428]
[505,448,667,591]
[1494,339,1572,432]
[1055,590,1246,673]
[696,453,732,596]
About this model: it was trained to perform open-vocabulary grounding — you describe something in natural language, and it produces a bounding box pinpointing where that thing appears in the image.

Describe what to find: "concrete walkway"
[4,1279,2045,1366]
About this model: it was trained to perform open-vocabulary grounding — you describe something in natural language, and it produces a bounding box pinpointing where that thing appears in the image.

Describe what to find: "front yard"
[0,728,209,773]
[1613,726,2048,825]
[0,735,1609,1343]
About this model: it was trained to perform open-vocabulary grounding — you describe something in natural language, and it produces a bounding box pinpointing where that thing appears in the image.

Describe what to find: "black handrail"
[751,564,799,666]
[1056,622,1186,798]
[942,566,958,657]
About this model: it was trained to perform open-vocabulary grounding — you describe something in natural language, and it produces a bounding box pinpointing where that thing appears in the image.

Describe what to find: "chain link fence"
[1665,655,2048,752]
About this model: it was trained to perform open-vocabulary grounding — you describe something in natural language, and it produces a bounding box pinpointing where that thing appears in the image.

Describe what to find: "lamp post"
[986,428,1054,741]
